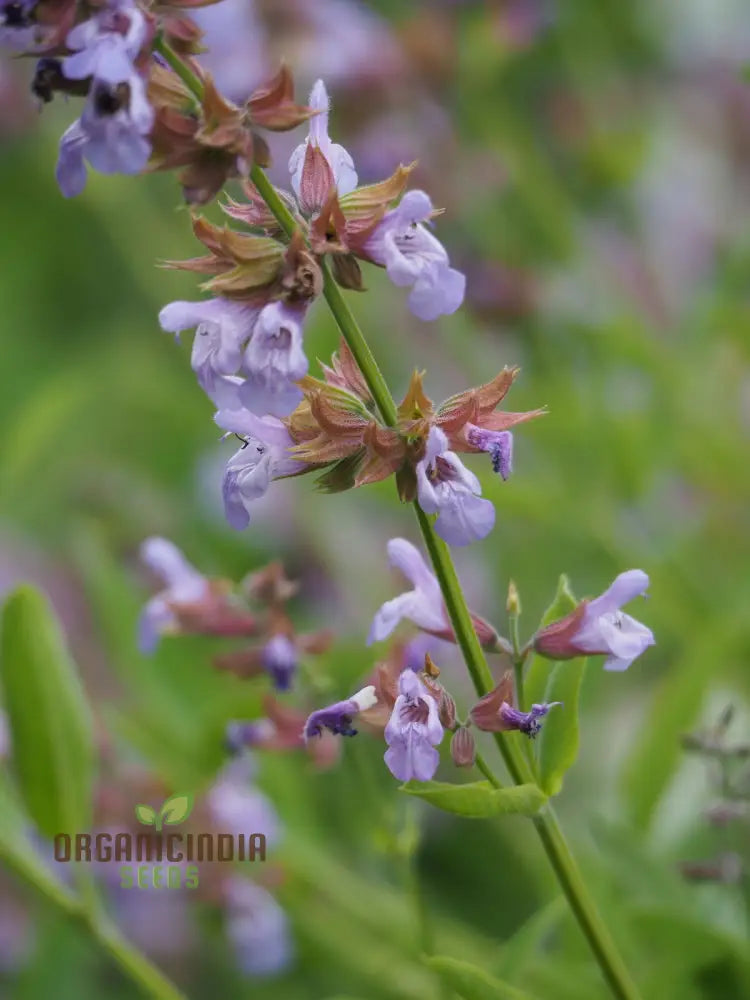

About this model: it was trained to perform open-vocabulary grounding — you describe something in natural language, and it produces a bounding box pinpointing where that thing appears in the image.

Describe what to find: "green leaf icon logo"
[135,803,156,826]
[159,793,193,827]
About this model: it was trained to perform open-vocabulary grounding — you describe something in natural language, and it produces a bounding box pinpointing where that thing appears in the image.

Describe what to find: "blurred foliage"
[1,0,750,998]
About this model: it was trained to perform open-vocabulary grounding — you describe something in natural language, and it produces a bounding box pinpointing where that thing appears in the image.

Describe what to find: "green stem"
[475,749,502,788]
[15,865,187,1000]
[92,916,188,1000]
[155,39,641,1000]
[154,35,205,101]
[511,638,524,717]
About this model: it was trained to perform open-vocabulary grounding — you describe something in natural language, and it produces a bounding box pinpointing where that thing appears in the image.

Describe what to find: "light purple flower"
[55,73,153,197]
[534,570,655,672]
[159,297,259,406]
[137,537,209,653]
[304,685,377,740]
[568,571,654,671]
[62,0,147,86]
[0,0,38,51]
[240,301,309,417]
[466,424,513,480]
[215,409,306,530]
[362,190,465,321]
[416,427,495,546]
[288,78,357,200]
[384,670,443,782]
[207,757,280,847]
[224,878,293,977]
[368,538,447,644]
[260,634,298,691]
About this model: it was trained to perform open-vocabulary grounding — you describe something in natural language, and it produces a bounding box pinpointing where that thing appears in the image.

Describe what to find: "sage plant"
[0,4,658,999]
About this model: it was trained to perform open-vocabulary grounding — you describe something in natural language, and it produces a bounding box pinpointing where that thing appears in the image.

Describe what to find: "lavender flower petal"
[363,190,465,320]
[368,538,446,643]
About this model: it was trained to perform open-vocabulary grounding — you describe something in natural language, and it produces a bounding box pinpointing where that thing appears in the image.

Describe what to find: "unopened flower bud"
[331,253,364,291]
[450,727,476,768]
[420,660,456,729]
[506,579,521,616]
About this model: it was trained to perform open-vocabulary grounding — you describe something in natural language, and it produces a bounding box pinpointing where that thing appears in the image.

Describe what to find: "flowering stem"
[154,38,641,1000]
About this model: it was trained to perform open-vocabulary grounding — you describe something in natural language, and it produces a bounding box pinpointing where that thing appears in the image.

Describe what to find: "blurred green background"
[1,0,750,997]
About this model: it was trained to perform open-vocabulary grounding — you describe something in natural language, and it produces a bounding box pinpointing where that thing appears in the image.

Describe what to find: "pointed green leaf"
[0,586,94,838]
[134,803,156,826]
[425,955,536,1000]
[160,793,193,826]
[537,654,587,796]
[400,780,546,818]
[0,771,79,915]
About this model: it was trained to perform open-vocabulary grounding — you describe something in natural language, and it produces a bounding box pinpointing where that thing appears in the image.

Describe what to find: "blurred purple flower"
[55,73,153,197]
[260,634,298,691]
[384,670,443,782]
[137,537,209,653]
[289,78,358,199]
[368,538,447,644]
[215,409,306,530]
[62,0,146,85]
[416,427,495,546]
[192,0,268,104]
[208,757,280,847]
[362,190,465,320]
[304,684,377,740]
[292,0,405,90]
[534,571,655,671]
[240,301,309,418]
[224,878,293,977]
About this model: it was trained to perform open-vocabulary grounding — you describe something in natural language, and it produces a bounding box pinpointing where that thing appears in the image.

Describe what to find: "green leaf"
[0,586,95,838]
[493,896,567,980]
[159,793,193,826]
[400,780,546,818]
[425,955,536,1000]
[521,574,586,796]
[0,771,79,915]
[134,803,156,826]
[523,574,578,709]
[537,655,587,796]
